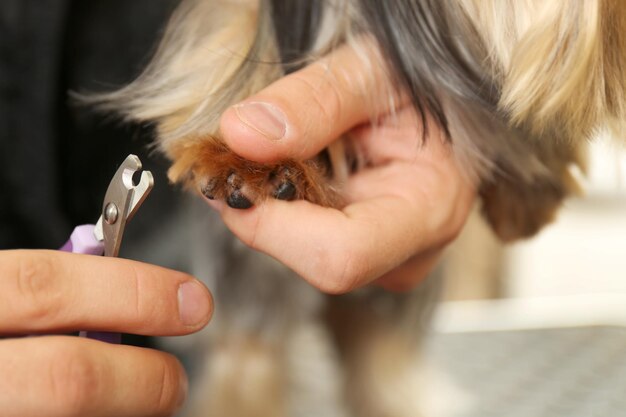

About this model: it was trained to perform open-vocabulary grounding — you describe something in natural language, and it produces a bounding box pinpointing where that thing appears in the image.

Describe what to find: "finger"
[217,198,433,294]
[212,141,474,293]
[0,336,186,417]
[348,103,430,167]
[220,39,405,162]
[216,178,471,294]
[374,249,444,292]
[0,250,213,335]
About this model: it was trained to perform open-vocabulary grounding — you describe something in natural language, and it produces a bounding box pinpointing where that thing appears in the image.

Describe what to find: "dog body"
[173,206,440,416]
[97,1,626,415]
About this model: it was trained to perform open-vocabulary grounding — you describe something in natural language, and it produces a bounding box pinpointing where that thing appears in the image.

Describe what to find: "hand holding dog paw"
[217,42,476,293]
[0,250,213,417]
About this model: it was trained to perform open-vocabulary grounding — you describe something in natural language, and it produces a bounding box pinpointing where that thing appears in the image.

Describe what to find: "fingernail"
[234,102,287,140]
[178,281,212,327]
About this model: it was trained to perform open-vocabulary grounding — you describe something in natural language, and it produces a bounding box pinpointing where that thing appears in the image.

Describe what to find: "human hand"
[0,250,213,417]
[214,42,476,293]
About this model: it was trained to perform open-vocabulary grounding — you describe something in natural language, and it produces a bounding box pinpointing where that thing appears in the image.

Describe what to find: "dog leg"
[183,335,287,417]
[326,280,441,417]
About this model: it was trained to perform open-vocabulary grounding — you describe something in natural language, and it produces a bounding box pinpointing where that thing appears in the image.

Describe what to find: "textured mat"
[426,326,626,417]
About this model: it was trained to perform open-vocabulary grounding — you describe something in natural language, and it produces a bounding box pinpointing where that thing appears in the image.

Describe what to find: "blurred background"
[444,133,626,301]
[425,137,626,417]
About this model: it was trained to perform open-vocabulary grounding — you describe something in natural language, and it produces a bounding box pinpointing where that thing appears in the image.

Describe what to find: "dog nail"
[274,181,296,201]
[226,172,239,187]
[201,179,218,199]
[227,189,253,209]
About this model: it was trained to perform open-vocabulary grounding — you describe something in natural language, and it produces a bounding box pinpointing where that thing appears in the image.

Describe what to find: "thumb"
[219,39,403,163]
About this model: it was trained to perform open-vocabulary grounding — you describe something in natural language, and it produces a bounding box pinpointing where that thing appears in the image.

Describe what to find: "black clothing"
[0,0,179,251]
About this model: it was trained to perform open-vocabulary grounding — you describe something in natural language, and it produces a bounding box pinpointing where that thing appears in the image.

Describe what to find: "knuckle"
[47,342,102,416]
[314,246,367,294]
[444,219,465,244]
[439,195,473,247]
[436,216,463,247]
[291,71,342,128]
[14,251,63,322]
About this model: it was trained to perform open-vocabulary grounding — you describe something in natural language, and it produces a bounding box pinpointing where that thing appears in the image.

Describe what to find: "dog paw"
[169,139,342,209]
[200,166,301,209]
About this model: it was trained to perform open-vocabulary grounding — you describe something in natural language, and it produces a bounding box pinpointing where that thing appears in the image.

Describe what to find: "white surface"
[434,294,626,333]
[504,140,626,299]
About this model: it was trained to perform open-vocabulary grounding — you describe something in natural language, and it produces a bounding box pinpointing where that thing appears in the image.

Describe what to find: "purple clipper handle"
[60,225,121,344]
[60,224,104,255]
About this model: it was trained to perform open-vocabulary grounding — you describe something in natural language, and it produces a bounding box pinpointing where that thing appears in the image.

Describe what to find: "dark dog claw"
[274,181,296,201]
[201,178,218,200]
[227,189,253,209]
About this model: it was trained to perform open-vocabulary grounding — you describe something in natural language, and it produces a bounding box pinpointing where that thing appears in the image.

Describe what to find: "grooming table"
[427,295,626,417]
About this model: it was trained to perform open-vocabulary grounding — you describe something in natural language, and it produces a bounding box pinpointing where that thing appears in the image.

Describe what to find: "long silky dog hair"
[97,0,626,242]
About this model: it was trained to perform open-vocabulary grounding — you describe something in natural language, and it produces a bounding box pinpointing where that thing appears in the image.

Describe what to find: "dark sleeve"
[0,0,180,250]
